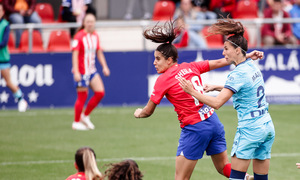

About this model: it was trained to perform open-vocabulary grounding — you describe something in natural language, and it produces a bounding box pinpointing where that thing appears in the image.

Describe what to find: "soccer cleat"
[72,121,89,130]
[245,173,254,180]
[18,99,28,112]
[81,114,95,130]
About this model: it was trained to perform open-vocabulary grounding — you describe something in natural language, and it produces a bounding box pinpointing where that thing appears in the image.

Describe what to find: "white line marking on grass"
[1,153,299,166]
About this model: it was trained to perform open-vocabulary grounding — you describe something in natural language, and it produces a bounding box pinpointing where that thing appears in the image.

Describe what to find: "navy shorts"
[176,113,227,160]
[73,72,97,87]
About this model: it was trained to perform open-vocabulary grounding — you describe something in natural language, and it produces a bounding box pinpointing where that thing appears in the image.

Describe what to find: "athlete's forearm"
[72,51,79,73]
[97,50,109,68]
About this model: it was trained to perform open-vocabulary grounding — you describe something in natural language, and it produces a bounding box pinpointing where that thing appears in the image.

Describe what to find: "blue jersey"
[224,59,271,127]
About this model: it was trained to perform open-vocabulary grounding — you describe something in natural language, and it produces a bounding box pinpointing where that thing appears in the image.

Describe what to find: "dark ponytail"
[143,20,178,62]
[208,17,248,56]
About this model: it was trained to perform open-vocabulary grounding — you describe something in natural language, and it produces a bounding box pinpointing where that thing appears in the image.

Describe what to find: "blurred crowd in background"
[1,0,300,53]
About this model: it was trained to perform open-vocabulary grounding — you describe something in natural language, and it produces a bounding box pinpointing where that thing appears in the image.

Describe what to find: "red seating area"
[8,30,71,53]
[152,1,176,21]
[7,1,276,53]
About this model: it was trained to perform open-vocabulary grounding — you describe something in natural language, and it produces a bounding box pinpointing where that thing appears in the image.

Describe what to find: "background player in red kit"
[66,146,103,180]
[72,13,110,130]
[134,20,263,180]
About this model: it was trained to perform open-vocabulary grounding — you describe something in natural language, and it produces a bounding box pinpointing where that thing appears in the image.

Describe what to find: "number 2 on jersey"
[191,76,203,106]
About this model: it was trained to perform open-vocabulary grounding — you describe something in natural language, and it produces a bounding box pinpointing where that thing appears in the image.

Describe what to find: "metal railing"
[10,17,300,52]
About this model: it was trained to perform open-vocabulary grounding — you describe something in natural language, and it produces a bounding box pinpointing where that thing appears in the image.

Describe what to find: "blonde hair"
[75,147,103,180]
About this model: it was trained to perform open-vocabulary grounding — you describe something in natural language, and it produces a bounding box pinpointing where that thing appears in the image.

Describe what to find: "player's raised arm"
[208,50,264,71]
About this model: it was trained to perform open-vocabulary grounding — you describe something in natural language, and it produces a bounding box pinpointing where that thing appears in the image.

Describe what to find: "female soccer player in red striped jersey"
[134,20,263,180]
[71,13,110,130]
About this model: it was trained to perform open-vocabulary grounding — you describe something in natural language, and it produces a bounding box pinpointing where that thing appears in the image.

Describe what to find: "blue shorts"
[0,62,11,70]
[73,72,97,88]
[231,119,275,160]
[176,113,227,160]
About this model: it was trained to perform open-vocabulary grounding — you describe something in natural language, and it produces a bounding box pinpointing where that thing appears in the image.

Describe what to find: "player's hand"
[178,78,194,95]
[203,84,215,93]
[296,163,300,169]
[103,67,110,76]
[74,72,81,82]
[134,108,143,118]
[246,50,264,60]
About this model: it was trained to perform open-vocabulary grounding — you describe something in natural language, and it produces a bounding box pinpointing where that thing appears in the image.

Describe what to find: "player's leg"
[73,87,89,130]
[211,150,231,177]
[251,120,275,180]
[1,68,28,112]
[84,73,105,115]
[252,159,269,180]
[175,156,197,180]
[1,68,19,93]
[81,74,105,129]
[230,156,251,180]
[206,112,230,177]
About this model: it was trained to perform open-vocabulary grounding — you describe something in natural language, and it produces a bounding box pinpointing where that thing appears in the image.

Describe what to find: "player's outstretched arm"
[179,78,233,110]
[134,99,157,118]
[209,50,264,71]
[203,84,224,93]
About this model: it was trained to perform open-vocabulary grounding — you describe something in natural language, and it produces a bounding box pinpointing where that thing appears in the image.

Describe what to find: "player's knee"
[94,91,105,101]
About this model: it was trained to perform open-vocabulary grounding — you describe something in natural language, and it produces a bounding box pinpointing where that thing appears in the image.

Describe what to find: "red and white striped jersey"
[150,61,214,128]
[72,29,101,75]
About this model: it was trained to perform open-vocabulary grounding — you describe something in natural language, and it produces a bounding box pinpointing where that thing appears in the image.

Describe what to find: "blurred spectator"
[85,0,96,16]
[193,0,217,19]
[289,0,300,41]
[174,0,208,48]
[262,0,298,46]
[61,0,96,37]
[173,15,189,48]
[104,159,143,180]
[124,0,151,20]
[3,0,41,48]
[208,0,236,18]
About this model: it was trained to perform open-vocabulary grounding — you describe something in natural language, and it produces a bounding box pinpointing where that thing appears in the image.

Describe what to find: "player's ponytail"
[83,148,102,180]
[75,147,103,180]
[208,17,248,56]
[143,20,178,62]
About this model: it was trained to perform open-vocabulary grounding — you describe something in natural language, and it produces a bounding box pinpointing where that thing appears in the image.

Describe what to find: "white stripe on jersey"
[82,34,97,75]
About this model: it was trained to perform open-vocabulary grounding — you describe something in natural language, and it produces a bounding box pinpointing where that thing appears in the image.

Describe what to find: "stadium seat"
[35,3,55,23]
[19,30,45,53]
[47,30,71,52]
[233,0,258,19]
[152,1,176,21]
[8,33,19,53]
[201,26,224,48]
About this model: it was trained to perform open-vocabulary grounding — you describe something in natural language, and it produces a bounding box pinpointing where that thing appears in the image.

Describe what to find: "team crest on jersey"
[228,76,234,81]
[72,40,79,48]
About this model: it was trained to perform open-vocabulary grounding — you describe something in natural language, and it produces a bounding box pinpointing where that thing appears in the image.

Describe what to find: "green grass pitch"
[0,105,299,179]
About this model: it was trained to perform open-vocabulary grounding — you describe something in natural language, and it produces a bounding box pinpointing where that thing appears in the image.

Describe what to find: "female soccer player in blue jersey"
[179,18,275,180]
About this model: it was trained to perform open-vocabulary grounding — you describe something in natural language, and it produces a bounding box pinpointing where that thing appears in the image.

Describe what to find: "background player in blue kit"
[179,17,275,180]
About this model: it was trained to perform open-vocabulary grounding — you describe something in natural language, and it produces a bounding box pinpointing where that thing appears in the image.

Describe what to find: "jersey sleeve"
[191,60,210,74]
[224,71,247,93]
[72,34,81,51]
[150,76,167,105]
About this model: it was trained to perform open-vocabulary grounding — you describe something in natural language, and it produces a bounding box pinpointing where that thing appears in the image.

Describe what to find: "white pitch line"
[1,153,299,166]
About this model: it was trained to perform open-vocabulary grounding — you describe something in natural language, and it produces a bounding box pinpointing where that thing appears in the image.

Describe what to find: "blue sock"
[254,173,268,180]
[13,89,23,101]
[229,169,246,180]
